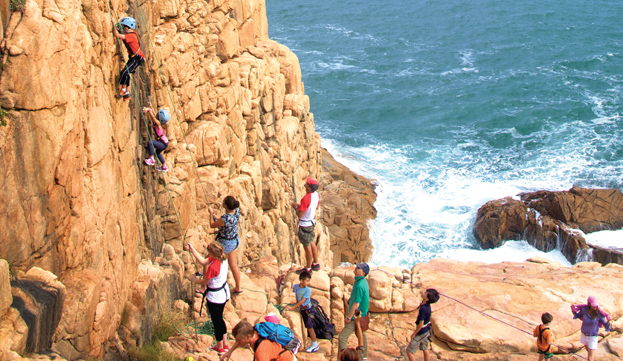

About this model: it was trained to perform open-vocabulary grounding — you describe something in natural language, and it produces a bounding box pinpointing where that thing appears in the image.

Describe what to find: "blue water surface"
[267,0,623,267]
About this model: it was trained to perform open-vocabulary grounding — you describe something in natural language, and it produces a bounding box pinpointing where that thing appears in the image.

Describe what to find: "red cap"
[306,177,318,185]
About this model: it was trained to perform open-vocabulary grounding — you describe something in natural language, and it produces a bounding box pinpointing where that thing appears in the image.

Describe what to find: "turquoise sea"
[267,0,623,267]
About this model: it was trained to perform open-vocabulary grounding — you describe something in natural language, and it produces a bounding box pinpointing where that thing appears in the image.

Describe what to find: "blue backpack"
[253,322,301,356]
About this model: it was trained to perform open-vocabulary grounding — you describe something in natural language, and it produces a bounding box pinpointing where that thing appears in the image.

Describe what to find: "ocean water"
[267,0,623,268]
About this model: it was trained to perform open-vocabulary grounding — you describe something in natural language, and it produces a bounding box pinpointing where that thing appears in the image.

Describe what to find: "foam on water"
[438,241,572,266]
[584,230,623,249]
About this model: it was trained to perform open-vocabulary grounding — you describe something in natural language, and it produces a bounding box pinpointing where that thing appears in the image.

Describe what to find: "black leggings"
[207,300,227,342]
[119,56,144,86]
[147,140,167,164]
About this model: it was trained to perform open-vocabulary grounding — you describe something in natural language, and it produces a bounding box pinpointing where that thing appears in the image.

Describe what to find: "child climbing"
[113,17,145,99]
[571,296,612,361]
[285,270,319,353]
[187,242,231,354]
[210,196,242,294]
[533,312,556,360]
[142,107,170,172]
[406,288,439,361]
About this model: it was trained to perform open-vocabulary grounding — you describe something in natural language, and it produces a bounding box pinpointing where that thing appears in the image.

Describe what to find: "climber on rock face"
[209,196,242,294]
[293,177,320,274]
[113,16,144,100]
[142,107,170,172]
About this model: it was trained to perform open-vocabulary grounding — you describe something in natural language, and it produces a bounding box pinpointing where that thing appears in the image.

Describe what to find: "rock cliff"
[0,0,375,359]
[473,187,623,265]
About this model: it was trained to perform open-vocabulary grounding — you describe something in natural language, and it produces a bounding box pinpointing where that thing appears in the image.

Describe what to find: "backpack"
[307,299,336,340]
[538,325,551,353]
[253,322,301,357]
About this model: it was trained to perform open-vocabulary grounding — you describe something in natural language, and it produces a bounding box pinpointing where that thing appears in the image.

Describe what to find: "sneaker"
[144,158,155,166]
[305,342,319,353]
[209,345,226,354]
[295,267,312,275]
[115,90,130,99]
[157,164,169,172]
[311,263,320,271]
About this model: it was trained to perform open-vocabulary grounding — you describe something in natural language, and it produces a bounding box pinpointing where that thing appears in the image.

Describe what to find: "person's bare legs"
[228,250,241,292]
[406,351,416,361]
[304,245,313,268]
[587,348,595,361]
[423,349,430,361]
[311,241,318,265]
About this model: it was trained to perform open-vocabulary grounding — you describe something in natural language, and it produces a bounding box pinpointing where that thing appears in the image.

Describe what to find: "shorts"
[300,307,315,329]
[580,333,598,350]
[406,330,430,353]
[297,225,315,247]
[537,348,554,359]
[218,237,239,254]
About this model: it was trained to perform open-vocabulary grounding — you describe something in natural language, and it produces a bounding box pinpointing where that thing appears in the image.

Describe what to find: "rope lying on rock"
[371,268,591,360]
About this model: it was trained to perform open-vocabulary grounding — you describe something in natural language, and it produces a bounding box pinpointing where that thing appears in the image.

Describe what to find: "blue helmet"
[158,109,170,124]
[120,17,136,30]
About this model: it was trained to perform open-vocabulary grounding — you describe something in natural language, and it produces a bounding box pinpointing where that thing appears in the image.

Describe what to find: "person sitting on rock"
[142,107,170,172]
[113,17,144,100]
[339,262,370,361]
[571,296,612,361]
[209,196,242,294]
[187,242,231,354]
[533,312,557,360]
[293,177,320,273]
[220,320,295,361]
[406,288,439,361]
[285,270,319,353]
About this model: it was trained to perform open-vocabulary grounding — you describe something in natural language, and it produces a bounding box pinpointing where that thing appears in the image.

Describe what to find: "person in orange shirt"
[533,312,556,360]
[220,320,295,361]
[113,17,145,99]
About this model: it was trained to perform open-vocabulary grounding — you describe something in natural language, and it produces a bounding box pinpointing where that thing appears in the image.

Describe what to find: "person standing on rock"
[339,262,370,361]
[113,17,144,100]
[571,296,612,361]
[142,107,170,172]
[187,242,231,354]
[285,270,320,353]
[533,312,557,361]
[293,177,320,273]
[406,288,439,361]
[210,196,242,294]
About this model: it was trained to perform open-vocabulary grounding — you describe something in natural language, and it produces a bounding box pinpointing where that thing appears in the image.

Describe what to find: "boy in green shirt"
[338,262,370,360]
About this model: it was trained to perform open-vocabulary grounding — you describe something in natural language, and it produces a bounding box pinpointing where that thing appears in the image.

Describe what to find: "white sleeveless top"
[207,259,230,304]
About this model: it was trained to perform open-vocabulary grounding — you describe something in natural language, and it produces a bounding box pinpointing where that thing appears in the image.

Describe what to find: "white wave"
[584,230,623,249]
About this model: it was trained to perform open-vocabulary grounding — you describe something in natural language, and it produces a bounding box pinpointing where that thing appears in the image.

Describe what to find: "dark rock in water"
[473,186,623,265]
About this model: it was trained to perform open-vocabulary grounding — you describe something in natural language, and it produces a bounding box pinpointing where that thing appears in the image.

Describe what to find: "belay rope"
[372,268,591,360]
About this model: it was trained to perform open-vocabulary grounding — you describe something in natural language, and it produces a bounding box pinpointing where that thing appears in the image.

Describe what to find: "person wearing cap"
[339,262,370,360]
[293,177,320,273]
[571,296,612,361]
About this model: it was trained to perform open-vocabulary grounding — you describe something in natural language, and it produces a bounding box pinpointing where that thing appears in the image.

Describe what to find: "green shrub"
[128,341,180,361]
[152,309,189,342]
[0,108,7,127]
[10,0,26,12]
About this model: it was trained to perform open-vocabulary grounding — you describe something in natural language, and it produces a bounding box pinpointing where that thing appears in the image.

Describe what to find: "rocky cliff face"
[473,187,623,264]
[0,0,375,358]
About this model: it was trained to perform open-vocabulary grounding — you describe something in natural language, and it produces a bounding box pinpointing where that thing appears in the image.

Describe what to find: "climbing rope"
[104,1,200,274]
[371,268,591,360]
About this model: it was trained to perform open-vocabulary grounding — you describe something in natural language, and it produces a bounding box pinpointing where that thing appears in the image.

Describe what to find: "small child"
[142,107,170,172]
[285,270,319,353]
[533,312,555,360]
[113,17,145,99]
[406,288,440,361]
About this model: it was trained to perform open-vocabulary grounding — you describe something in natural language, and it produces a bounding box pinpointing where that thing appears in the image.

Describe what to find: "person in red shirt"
[113,17,145,100]
[533,312,558,360]
[292,177,320,273]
